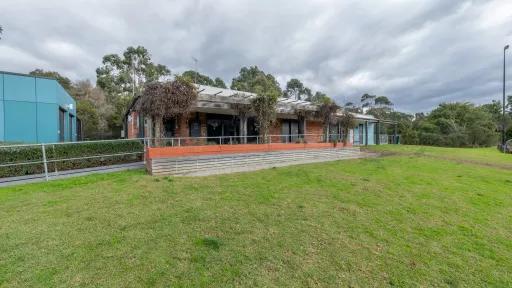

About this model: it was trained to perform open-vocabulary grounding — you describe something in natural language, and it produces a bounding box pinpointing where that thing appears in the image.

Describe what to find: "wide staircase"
[149,147,372,176]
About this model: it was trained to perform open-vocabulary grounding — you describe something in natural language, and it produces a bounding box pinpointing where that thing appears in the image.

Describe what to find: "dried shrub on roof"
[339,111,356,144]
[136,77,198,118]
[294,108,315,120]
[318,102,339,125]
[231,102,251,117]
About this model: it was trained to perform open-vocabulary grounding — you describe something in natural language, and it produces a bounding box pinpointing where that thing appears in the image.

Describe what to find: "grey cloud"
[0,0,511,113]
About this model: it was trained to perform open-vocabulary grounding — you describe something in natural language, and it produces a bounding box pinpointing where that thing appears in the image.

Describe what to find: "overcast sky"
[1,0,511,112]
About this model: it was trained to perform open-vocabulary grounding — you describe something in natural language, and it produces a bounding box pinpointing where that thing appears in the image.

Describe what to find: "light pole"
[503,45,509,151]
[192,57,198,84]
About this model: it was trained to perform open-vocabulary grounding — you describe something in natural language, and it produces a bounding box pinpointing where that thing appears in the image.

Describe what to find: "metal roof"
[129,84,394,123]
[196,84,256,99]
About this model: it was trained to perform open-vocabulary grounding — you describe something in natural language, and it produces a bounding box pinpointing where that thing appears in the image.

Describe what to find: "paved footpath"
[0,162,145,187]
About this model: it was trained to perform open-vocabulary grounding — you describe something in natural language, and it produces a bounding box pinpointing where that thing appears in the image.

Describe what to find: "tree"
[181,71,227,89]
[344,101,362,113]
[96,46,170,99]
[361,93,376,108]
[399,119,419,145]
[310,91,332,105]
[251,94,279,142]
[414,102,498,147]
[136,77,198,139]
[73,80,111,134]
[182,70,214,86]
[283,78,312,101]
[96,46,170,129]
[230,66,281,141]
[214,77,227,89]
[29,69,75,94]
[76,100,100,138]
[338,112,356,145]
[318,102,339,142]
[374,96,393,108]
[231,66,282,95]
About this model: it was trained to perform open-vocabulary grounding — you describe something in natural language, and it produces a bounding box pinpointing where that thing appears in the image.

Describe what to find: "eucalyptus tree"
[96,46,170,128]
[181,70,227,88]
[231,66,282,142]
[283,78,312,101]
[96,46,170,101]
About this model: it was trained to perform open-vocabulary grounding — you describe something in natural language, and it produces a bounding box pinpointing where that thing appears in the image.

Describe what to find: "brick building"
[123,84,391,145]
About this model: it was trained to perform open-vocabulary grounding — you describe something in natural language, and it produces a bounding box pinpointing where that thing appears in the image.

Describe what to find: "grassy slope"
[366,145,512,168]
[0,146,511,287]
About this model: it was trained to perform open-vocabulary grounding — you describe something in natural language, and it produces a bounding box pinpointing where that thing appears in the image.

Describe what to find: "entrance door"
[69,115,74,141]
[358,124,364,145]
[206,114,239,144]
[76,118,82,141]
[281,120,301,142]
[163,118,176,138]
[59,108,65,142]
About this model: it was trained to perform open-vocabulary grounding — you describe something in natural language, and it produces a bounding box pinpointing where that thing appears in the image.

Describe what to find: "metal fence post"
[143,138,147,165]
[52,144,59,175]
[41,144,49,181]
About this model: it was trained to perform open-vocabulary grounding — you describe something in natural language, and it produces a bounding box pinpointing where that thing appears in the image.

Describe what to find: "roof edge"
[0,70,56,80]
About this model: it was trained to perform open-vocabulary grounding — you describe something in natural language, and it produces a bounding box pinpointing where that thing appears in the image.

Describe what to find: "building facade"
[0,71,77,144]
[124,84,394,145]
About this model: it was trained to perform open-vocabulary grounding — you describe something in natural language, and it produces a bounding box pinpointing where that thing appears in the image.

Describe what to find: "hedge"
[0,140,144,178]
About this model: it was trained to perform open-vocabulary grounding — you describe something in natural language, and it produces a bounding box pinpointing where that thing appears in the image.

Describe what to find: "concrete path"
[0,162,145,187]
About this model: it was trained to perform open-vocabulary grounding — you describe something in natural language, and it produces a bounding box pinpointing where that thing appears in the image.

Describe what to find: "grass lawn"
[1,146,511,287]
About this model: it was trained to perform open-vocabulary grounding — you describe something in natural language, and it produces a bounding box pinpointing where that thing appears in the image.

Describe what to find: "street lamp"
[503,44,509,151]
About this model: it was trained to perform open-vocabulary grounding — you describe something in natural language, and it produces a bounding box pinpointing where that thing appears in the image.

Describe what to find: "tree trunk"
[325,123,330,143]
[154,116,162,147]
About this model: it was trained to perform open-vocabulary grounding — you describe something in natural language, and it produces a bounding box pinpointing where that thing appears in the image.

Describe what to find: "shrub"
[0,140,144,178]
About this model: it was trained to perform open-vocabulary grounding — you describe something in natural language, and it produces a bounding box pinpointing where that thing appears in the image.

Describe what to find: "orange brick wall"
[305,120,323,143]
[127,111,139,139]
[269,119,282,143]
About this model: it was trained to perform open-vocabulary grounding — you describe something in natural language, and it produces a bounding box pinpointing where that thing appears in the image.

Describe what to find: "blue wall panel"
[71,114,76,141]
[4,101,37,143]
[37,103,58,143]
[367,123,375,145]
[0,73,3,100]
[36,78,57,103]
[4,74,36,102]
[57,86,76,112]
[0,101,4,142]
[64,112,69,142]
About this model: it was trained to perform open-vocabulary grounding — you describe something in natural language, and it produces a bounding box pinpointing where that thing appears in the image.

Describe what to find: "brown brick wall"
[269,119,282,143]
[127,111,139,139]
[305,120,323,143]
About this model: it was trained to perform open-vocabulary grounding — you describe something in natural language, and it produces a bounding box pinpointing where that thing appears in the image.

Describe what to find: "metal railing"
[144,133,342,147]
[0,132,398,182]
[0,138,145,182]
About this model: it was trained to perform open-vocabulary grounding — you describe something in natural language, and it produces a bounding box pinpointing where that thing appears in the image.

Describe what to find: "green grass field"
[1,146,511,287]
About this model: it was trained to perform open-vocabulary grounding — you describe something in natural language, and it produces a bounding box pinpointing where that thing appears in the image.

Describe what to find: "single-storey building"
[0,71,78,144]
[123,84,397,145]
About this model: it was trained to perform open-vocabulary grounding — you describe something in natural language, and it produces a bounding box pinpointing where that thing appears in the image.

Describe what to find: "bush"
[0,140,144,178]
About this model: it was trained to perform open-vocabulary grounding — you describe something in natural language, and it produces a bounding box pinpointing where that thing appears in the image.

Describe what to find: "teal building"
[0,71,77,143]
